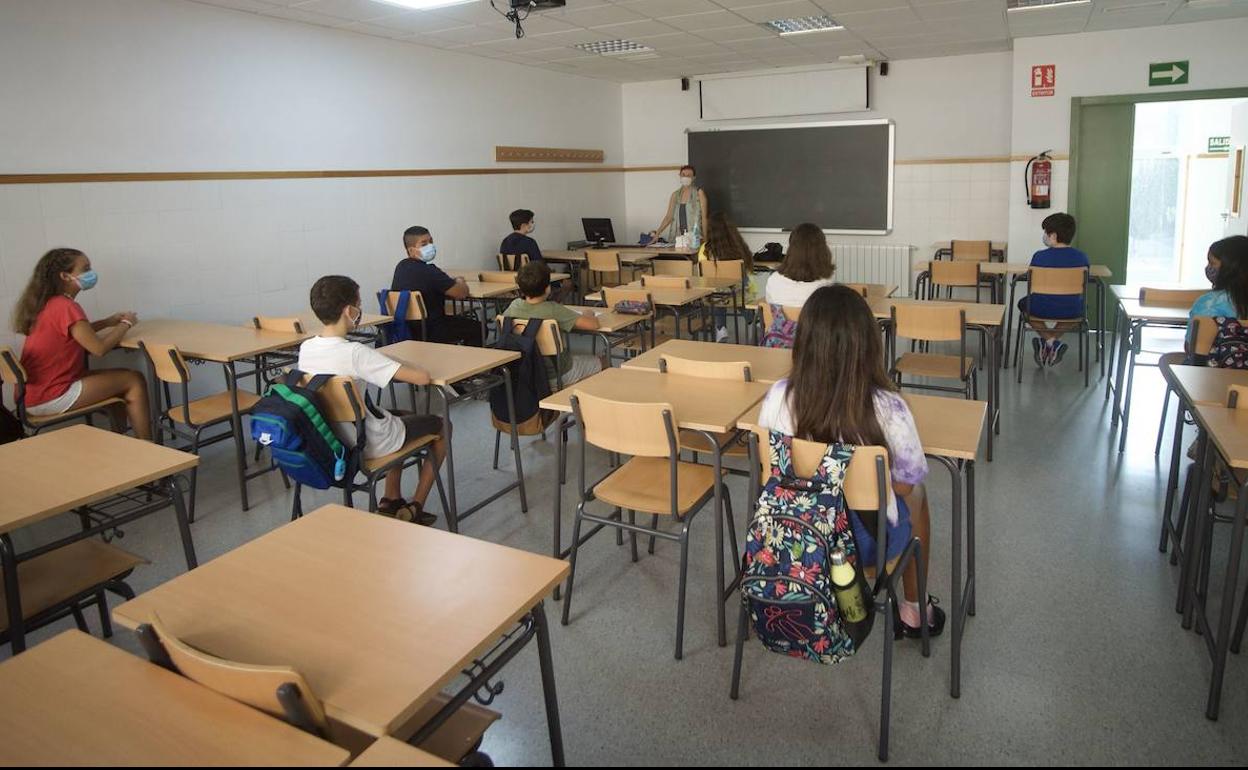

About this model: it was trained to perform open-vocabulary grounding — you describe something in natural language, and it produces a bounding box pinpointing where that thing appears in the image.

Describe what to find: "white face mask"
[1041,233,1053,248]
[680,177,693,187]
[346,306,361,329]
[527,223,536,234]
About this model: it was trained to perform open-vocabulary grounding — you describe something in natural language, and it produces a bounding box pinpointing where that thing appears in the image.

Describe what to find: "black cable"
[489,0,531,39]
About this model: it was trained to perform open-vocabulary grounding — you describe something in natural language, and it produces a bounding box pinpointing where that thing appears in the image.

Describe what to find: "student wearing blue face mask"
[390,225,482,346]
[1019,212,1090,367]
[12,247,151,438]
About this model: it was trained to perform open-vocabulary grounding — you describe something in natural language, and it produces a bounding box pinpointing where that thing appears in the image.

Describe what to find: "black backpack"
[490,317,553,436]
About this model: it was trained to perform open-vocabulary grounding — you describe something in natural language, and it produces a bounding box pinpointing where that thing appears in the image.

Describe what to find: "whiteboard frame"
[686,119,895,236]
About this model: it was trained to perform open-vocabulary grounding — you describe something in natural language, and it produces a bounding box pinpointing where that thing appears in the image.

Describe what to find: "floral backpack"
[760,304,796,349]
[740,430,875,665]
[1208,317,1248,370]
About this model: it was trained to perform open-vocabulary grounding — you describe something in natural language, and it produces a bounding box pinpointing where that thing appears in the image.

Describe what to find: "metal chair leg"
[729,599,749,700]
[628,510,638,562]
[1156,385,1172,457]
[674,520,692,660]
[560,504,586,626]
[96,591,113,638]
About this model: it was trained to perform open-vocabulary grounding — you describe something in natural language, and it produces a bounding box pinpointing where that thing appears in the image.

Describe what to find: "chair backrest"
[838,283,871,298]
[252,316,305,334]
[951,240,991,262]
[140,342,191,385]
[1030,266,1087,297]
[658,354,751,382]
[1193,316,1228,355]
[498,253,529,271]
[139,614,329,735]
[701,259,743,280]
[602,286,653,313]
[641,275,691,290]
[303,374,365,423]
[1139,287,1205,306]
[478,270,516,285]
[892,303,965,343]
[750,428,890,511]
[572,390,675,458]
[931,260,981,288]
[758,302,800,330]
[652,259,696,277]
[382,290,428,321]
[585,250,622,273]
[1229,384,1248,410]
[496,315,563,358]
[0,346,27,390]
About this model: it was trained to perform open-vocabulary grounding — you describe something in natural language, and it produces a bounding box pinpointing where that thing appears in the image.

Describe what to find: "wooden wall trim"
[495,146,604,163]
[0,165,683,185]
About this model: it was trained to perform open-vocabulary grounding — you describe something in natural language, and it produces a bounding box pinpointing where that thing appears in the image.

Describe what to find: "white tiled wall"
[0,174,626,356]
[892,161,1012,254]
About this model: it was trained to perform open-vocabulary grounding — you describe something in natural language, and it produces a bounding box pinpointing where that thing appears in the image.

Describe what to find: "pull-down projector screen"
[698,67,869,121]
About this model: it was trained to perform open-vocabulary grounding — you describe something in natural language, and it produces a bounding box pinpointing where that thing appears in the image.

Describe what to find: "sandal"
[377,498,403,516]
[893,595,946,639]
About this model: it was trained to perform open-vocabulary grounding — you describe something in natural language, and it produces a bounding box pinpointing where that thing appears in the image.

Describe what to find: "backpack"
[377,289,414,344]
[490,317,554,436]
[249,372,349,490]
[0,404,23,445]
[761,303,797,349]
[741,430,875,665]
[1208,317,1248,370]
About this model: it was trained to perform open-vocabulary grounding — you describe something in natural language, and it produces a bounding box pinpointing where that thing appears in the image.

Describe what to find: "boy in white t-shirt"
[298,275,446,525]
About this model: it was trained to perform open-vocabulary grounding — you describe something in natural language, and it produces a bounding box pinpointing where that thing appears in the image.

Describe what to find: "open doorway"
[1126,98,1248,285]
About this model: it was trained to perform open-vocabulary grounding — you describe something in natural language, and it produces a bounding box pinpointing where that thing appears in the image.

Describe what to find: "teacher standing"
[649,164,709,245]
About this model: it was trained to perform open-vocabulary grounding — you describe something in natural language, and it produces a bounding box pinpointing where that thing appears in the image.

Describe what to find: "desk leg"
[552,412,569,602]
[941,456,965,699]
[224,362,250,511]
[1181,430,1214,628]
[1207,485,1248,719]
[433,387,459,534]
[1110,316,1130,424]
[1002,276,1013,367]
[967,460,977,617]
[1117,324,1139,451]
[1106,303,1123,404]
[1096,279,1106,373]
[503,370,528,513]
[168,476,198,570]
[532,602,567,767]
[1,535,26,655]
[1161,401,1188,554]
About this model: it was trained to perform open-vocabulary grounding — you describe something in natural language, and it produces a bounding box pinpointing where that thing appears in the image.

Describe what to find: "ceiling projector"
[492,1,566,39]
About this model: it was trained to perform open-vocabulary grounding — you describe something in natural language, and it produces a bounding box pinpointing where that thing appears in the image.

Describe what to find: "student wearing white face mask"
[390,225,481,347]
[649,164,709,246]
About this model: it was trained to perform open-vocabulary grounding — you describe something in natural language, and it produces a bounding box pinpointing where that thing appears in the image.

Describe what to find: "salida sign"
[1031,64,1056,97]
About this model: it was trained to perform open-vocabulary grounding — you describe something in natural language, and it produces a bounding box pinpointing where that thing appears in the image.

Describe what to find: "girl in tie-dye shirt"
[755,284,943,638]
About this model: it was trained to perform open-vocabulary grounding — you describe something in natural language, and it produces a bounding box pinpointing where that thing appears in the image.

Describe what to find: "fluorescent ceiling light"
[764,15,844,35]
[1007,0,1092,11]
[371,0,478,10]
[574,39,655,56]
[1102,0,1168,11]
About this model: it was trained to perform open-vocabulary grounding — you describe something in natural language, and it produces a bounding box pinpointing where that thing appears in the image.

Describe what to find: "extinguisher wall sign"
[1031,65,1056,97]
[1026,152,1052,210]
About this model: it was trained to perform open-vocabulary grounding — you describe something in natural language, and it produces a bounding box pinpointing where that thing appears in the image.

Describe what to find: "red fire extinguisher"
[1025,151,1052,209]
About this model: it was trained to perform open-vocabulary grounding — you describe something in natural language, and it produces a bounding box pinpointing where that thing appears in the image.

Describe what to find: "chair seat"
[26,397,125,427]
[1026,315,1086,327]
[0,540,144,632]
[893,353,974,380]
[678,429,749,457]
[364,433,439,472]
[593,456,722,516]
[168,391,260,425]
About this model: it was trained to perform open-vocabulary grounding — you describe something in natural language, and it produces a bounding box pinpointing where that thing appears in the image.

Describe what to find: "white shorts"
[26,380,84,417]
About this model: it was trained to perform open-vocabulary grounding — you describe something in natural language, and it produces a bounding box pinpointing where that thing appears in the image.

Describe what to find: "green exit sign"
[1149,60,1189,86]
[1210,136,1232,153]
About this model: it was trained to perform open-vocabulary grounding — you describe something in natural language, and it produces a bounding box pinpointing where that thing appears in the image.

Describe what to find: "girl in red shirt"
[11,248,151,439]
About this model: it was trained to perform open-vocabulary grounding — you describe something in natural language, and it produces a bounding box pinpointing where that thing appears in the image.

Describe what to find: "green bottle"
[830,548,868,623]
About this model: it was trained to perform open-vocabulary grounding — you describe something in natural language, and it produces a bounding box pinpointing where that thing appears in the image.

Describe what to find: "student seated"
[503,261,601,390]
[1020,212,1089,367]
[1188,235,1248,351]
[763,222,835,309]
[699,212,759,342]
[756,284,945,639]
[500,208,545,265]
[391,225,482,347]
[12,248,150,438]
[299,275,448,525]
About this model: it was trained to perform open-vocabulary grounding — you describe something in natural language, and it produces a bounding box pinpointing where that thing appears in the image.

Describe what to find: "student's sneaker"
[715,326,729,343]
[1032,337,1044,367]
[1052,341,1069,366]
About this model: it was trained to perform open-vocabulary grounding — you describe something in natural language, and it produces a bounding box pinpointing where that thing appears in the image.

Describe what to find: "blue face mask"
[75,270,99,291]
[419,243,437,262]
[1206,263,1219,283]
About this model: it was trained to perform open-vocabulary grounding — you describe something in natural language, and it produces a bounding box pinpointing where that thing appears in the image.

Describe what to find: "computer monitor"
[582,218,616,244]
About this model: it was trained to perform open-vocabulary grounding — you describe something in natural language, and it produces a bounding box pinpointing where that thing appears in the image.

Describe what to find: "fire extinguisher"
[1025,151,1052,209]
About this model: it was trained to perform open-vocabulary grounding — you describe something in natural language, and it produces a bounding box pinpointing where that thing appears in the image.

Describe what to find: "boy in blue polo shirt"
[1022,212,1089,367]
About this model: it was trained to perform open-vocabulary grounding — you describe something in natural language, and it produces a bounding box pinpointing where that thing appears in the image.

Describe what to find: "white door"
[1225,102,1248,237]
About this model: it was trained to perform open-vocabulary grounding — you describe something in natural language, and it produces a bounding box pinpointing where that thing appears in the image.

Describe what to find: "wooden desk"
[915,260,1112,279]
[351,737,453,767]
[566,306,649,334]
[566,305,652,363]
[115,505,569,764]
[866,296,1005,328]
[0,425,198,653]
[622,339,791,384]
[294,312,391,332]
[1110,283,1206,303]
[378,341,524,530]
[443,268,569,283]
[544,250,661,265]
[1169,365,1248,408]
[0,631,349,766]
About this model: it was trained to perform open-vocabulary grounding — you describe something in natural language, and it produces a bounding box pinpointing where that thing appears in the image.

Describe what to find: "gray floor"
[7,329,1248,765]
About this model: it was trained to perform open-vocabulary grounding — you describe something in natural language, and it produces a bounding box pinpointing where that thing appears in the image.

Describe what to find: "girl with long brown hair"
[699,212,758,341]
[11,248,150,438]
[764,222,835,309]
[755,284,944,637]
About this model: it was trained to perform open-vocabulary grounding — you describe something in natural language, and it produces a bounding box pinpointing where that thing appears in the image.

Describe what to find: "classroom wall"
[1007,17,1248,254]
[0,0,625,355]
[621,53,1015,257]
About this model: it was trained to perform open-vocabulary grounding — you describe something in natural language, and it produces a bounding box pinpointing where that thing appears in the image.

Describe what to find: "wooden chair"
[561,390,735,660]
[136,614,498,765]
[951,240,992,262]
[702,259,749,341]
[756,302,801,347]
[890,305,977,399]
[1139,287,1207,306]
[930,260,982,303]
[251,316,305,394]
[658,355,752,463]
[839,283,871,298]
[252,316,305,334]
[139,342,264,522]
[291,375,444,521]
[1013,267,1090,386]
[731,432,927,762]
[497,253,529,271]
[477,270,517,285]
[586,249,625,289]
[1155,315,1233,456]
[652,258,697,277]
[381,291,429,343]
[640,275,691,290]
[0,346,124,436]
[602,286,657,354]
[492,316,567,471]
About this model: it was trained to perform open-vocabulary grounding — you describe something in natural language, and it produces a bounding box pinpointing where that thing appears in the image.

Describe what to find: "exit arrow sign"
[1149,60,1189,86]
